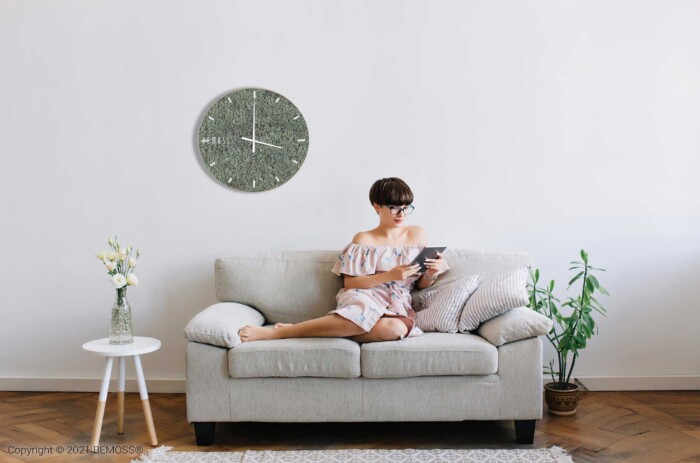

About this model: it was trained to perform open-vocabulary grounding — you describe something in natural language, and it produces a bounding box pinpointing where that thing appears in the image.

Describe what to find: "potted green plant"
[527,250,609,416]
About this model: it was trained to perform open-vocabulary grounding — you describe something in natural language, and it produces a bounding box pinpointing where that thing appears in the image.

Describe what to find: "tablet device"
[409,246,447,273]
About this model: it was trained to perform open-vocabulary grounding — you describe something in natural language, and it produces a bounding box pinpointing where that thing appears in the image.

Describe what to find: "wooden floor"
[1,390,698,462]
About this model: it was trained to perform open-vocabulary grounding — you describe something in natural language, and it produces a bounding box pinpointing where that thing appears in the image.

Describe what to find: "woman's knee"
[378,318,409,340]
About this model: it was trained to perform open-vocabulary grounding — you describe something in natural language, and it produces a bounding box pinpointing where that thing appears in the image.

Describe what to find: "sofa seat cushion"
[228,326,360,378]
[360,333,498,378]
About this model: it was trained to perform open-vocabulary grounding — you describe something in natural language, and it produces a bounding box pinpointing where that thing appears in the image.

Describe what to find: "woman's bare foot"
[274,323,293,329]
[239,325,279,342]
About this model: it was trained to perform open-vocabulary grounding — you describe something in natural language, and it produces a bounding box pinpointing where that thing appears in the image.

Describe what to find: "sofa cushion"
[215,249,534,325]
[411,249,534,311]
[477,306,553,346]
[360,332,498,378]
[458,266,530,333]
[415,275,481,333]
[228,326,360,378]
[215,252,343,324]
[183,302,265,348]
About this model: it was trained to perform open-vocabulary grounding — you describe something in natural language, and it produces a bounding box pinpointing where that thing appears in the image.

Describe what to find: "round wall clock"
[198,88,309,192]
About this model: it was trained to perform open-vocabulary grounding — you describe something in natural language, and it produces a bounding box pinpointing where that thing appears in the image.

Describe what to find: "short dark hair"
[369,177,414,206]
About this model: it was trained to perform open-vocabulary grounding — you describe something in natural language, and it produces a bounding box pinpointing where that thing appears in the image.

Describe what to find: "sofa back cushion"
[411,249,534,311]
[215,248,534,324]
[216,251,341,324]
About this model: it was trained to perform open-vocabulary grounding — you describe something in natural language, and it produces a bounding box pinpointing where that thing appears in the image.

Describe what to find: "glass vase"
[110,288,134,344]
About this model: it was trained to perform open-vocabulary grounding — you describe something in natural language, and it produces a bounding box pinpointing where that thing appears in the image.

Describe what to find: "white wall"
[1,0,699,391]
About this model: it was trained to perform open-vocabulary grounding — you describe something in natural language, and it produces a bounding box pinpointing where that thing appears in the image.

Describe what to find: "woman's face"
[373,203,410,228]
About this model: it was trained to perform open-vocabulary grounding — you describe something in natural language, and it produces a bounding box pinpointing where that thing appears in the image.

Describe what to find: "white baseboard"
[2,376,698,393]
[0,377,186,393]
[557,375,700,391]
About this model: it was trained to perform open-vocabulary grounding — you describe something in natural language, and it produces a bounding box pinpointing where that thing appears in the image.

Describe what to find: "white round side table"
[82,337,161,450]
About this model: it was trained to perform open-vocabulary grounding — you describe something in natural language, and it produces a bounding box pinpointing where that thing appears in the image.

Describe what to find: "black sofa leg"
[514,419,536,444]
[193,422,216,446]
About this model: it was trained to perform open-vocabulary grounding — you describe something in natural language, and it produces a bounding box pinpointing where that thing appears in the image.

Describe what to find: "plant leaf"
[568,271,584,287]
[586,278,595,293]
[588,274,600,288]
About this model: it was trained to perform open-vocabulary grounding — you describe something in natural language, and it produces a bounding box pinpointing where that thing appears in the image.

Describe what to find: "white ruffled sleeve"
[330,243,378,276]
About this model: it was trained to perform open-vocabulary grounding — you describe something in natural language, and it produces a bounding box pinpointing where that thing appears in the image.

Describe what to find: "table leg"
[117,357,125,434]
[90,356,113,451]
[133,354,158,446]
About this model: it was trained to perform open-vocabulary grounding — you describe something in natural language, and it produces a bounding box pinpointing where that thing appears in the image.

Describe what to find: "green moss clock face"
[198,88,309,192]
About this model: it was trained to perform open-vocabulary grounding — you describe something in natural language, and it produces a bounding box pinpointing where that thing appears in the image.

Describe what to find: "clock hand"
[240,137,283,149]
[252,98,256,153]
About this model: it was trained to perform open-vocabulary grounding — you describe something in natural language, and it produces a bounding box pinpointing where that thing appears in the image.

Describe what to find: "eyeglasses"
[385,204,415,216]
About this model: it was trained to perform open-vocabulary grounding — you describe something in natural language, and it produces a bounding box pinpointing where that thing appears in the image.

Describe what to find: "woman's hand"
[388,264,422,282]
[424,252,449,279]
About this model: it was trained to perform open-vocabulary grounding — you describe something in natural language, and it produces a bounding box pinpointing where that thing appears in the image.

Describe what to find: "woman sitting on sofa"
[238,177,450,343]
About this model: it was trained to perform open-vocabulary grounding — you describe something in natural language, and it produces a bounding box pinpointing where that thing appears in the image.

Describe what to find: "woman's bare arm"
[413,226,438,290]
[415,272,437,290]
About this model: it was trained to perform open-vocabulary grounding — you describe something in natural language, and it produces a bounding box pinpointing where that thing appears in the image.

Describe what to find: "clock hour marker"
[253,91,256,99]
[275,176,280,182]
[228,97,232,103]
[297,139,306,142]
[275,97,280,103]
[208,116,214,121]
[228,178,233,184]
[292,159,298,164]
[209,162,216,167]
[293,115,300,120]
[201,138,210,143]
[253,180,256,188]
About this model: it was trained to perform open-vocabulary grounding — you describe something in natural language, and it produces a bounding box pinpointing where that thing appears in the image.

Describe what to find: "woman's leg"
[239,314,367,342]
[347,318,409,343]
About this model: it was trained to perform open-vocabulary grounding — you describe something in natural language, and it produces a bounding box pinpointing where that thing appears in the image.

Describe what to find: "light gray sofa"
[184,248,543,445]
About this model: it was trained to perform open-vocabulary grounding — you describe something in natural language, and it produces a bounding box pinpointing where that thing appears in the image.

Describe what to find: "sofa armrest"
[184,302,265,348]
[477,306,552,347]
[497,336,543,419]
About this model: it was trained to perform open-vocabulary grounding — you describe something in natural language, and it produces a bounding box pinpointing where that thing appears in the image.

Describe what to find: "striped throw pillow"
[415,275,481,333]
[458,266,530,333]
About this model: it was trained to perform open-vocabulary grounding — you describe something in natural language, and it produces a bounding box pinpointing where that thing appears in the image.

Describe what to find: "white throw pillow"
[416,275,481,333]
[477,306,553,346]
[458,266,530,333]
[184,302,265,348]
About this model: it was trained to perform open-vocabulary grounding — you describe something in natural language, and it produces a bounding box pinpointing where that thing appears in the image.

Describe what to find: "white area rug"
[131,445,575,463]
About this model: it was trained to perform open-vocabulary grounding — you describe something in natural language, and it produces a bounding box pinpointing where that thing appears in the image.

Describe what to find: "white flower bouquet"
[96,235,141,344]
[96,235,141,292]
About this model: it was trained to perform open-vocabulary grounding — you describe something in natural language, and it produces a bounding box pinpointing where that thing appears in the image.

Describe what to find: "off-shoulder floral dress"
[329,243,425,338]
